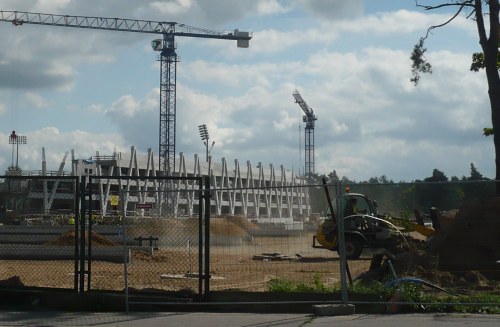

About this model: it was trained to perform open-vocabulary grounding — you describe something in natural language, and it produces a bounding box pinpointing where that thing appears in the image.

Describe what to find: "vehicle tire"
[344,239,363,260]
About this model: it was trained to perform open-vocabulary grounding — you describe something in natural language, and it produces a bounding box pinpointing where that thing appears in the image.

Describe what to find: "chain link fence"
[0,175,79,290]
[87,176,206,296]
[207,181,361,294]
[202,179,500,310]
[1,174,499,311]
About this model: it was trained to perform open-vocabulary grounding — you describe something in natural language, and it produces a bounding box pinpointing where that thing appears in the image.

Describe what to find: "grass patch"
[266,276,500,314]
[267,274,326,293]
[399,283,500,314]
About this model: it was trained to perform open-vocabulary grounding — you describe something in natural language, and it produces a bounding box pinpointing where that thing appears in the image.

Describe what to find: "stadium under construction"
[1,146,311,229]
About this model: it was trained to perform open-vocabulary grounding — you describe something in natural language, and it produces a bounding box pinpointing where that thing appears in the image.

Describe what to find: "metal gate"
[82,175,209,298]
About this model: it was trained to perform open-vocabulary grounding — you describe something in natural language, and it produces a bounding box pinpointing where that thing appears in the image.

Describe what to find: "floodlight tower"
[293,90,317,179]
[198,124,214,162]
[8,130,27,170]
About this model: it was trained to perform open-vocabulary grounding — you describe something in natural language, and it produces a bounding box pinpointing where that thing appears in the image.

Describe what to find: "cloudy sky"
[0,0,493,182]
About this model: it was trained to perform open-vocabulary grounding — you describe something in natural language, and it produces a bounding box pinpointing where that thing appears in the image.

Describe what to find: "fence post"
[203,175,211,300]
[79,176,86,293]
[74,176,81,291]
[87,176,94,291]
[336,181,349,304]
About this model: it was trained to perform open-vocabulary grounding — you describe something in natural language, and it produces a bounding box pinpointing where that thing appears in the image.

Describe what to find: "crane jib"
[0,10,252,40]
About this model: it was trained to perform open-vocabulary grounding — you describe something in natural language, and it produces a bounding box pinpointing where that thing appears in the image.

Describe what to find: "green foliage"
[267,277,500,313]
[470,52,500,72]
[423,169,448,182]
[267,277,299,292]
[348,281,392,298]
[361,175,394,184]
[312,165,492,216]
[397,284,500,314]
[328,170,340,182]
[483,127,494,137]
[267,274,332,293]
[410,38,433,85]
[468,163,485,181]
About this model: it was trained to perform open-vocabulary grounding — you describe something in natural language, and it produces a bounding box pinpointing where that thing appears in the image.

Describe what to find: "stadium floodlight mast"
[198,124,214,162]
[8,130,27,170]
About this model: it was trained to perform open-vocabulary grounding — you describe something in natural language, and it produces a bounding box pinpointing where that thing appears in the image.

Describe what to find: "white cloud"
[104,89,159,151]
[273,110,297,131]
[0,127,127,172]
[299,0,363,20]
[32,0,73,12]
[24,92,51,109]
[149,0,194,15]
[0,1,495,181]
[256,0,290,15]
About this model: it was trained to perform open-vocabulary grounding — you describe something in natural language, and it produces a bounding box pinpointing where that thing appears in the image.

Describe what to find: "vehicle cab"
[330,193,378,218]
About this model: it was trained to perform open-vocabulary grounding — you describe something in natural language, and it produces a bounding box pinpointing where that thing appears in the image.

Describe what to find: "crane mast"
[0,10,251,179]
[293,90,317,179]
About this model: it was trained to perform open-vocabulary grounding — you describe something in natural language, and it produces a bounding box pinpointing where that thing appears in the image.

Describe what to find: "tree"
[413,168,464,210]
[411,1,500,194]
[327,170,340,183]
[424,168,448,183]
[469,162,486,180]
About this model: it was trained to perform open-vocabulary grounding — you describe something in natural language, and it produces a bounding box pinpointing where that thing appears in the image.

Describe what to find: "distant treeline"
[307,163,494,215]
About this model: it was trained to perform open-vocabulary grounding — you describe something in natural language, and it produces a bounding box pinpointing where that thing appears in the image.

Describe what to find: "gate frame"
[83,175,210,299]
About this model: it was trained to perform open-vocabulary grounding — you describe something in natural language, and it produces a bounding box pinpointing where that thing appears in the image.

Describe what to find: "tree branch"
[411,1,478,85]
[420,1,474,40]
[415,0,474,11]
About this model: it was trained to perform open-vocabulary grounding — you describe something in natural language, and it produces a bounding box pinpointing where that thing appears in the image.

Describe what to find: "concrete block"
[312,304,355,316]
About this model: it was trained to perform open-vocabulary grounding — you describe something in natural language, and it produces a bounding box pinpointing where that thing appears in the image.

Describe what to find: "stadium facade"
[28,146,311,226]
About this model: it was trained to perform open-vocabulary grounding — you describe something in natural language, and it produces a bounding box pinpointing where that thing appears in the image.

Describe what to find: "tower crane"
[0,10,251,178]
[293,90,317,179]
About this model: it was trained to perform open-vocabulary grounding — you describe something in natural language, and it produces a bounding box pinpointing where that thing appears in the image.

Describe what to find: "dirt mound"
[429,198,500,279]
[357,197,500,289]
[44,230,119,246]
[227,215,261,233]
[211,218,249,236]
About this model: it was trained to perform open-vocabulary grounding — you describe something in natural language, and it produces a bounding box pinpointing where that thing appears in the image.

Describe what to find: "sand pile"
[44,230,119,246]
[210,218,249,236]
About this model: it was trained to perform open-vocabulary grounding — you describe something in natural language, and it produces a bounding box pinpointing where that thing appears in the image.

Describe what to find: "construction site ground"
[0,232,498,295]
[2,195,500,297]
[0,232,369,292]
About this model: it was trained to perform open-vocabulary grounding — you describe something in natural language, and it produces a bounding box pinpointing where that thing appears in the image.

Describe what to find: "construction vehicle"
[313,181,400,259]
